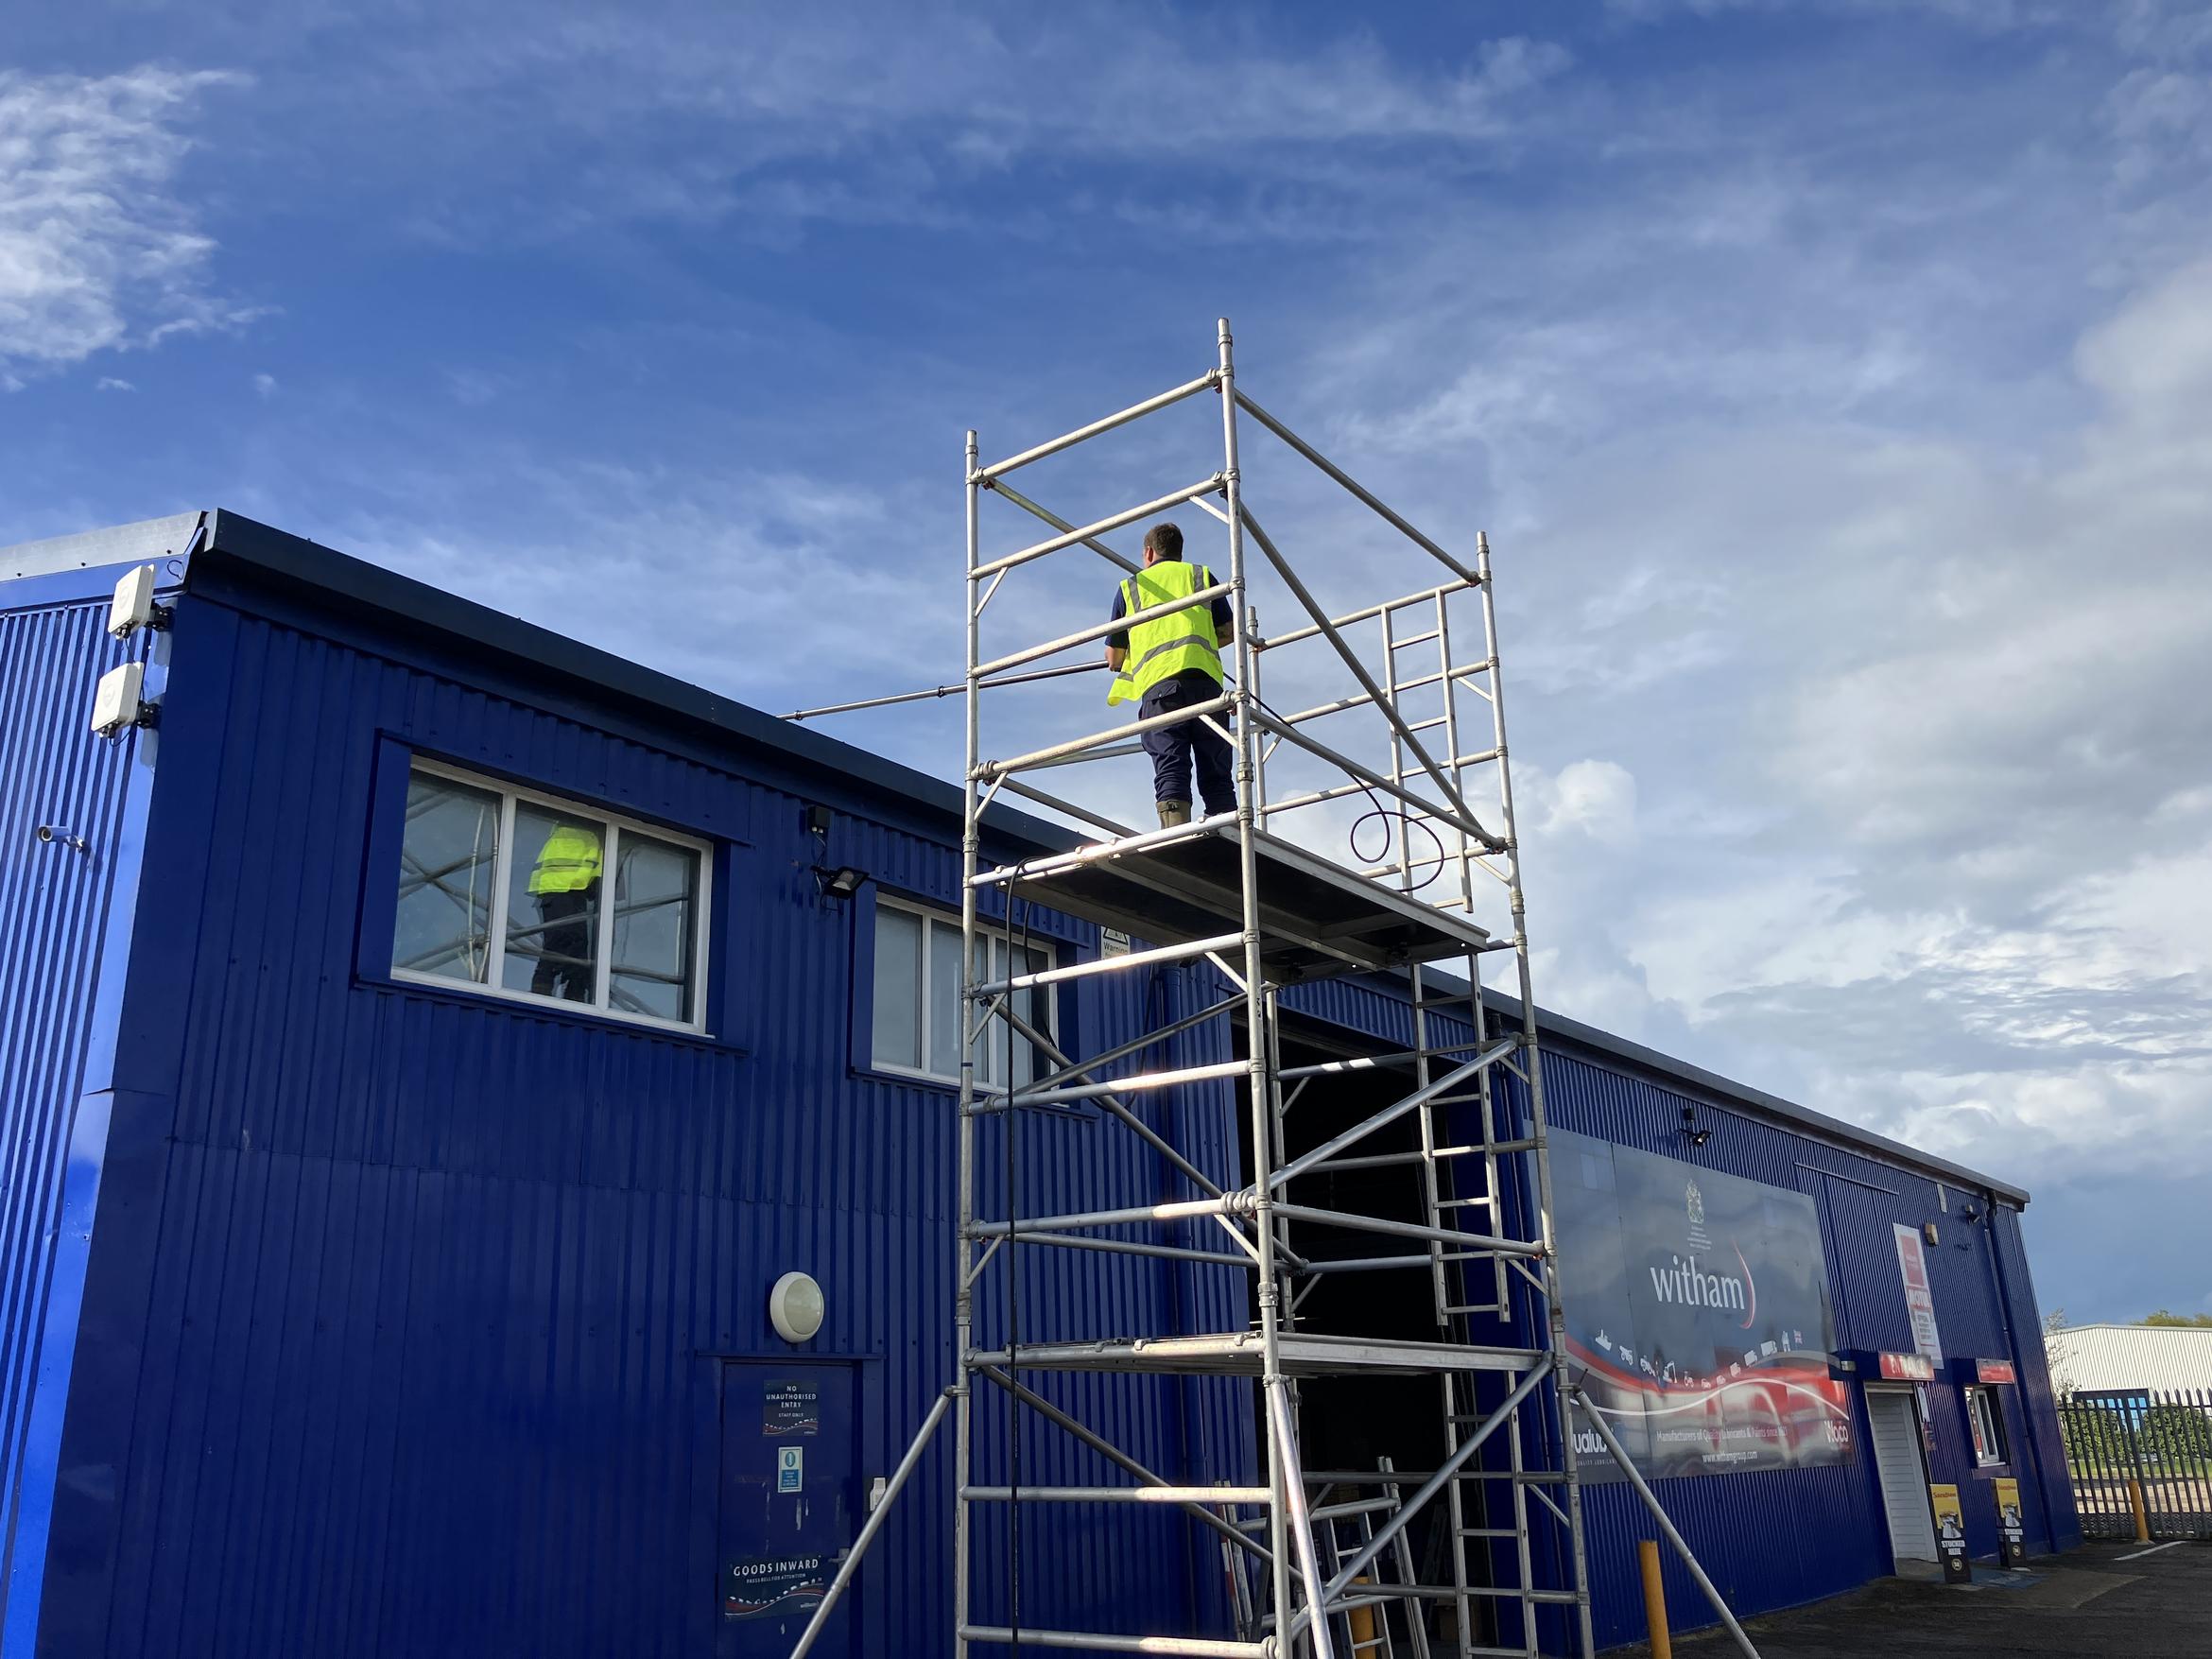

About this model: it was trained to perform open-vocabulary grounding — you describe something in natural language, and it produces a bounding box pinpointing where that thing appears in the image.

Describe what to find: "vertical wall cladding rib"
[39,594,1249,1659]
[0,592,146,1627]
[1441,1044,2064,1647]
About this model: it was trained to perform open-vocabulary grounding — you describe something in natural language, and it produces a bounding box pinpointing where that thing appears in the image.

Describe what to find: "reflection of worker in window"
[528,821,602,1000]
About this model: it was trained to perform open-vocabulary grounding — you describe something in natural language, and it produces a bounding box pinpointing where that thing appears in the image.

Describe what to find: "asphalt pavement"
[1636,1541,2212,1658]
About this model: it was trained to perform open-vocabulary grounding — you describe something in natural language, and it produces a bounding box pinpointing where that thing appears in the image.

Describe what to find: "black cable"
[1243,687,1449,893]
[1003,878,1029,1652]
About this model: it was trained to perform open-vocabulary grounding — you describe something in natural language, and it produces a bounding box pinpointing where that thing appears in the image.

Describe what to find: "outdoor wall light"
[813,865,866,900]
[769,1270,825,1344]
[1681,1106,1711,1149]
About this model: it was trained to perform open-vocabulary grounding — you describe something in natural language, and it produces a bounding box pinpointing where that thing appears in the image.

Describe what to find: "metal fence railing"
[2058,1388,2212,1541]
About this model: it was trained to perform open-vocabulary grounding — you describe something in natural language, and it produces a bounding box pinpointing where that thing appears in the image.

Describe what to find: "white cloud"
[252,372,276,398]
[94,375,135,392]
[0,66,244,378]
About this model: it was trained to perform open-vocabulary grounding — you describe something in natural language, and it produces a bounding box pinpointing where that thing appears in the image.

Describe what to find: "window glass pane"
[1012,943,1051,1088]
[609,831,700,1023]
[928,920,964,1080]
[393,770,501,982]
[872,906,923,1069]
[505,803,608,1003]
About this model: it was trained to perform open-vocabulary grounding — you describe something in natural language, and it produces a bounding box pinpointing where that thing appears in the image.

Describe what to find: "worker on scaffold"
[1104,522,1236,829]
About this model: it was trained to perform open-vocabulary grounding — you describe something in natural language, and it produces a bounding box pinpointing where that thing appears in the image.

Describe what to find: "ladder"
[1369,556,1596,1657]
[772,319,1771,1659]
[1315,1460,1434,1659]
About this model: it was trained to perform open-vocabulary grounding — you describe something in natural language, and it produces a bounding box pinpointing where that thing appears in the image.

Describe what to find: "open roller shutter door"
[1866,1389,1938,1564]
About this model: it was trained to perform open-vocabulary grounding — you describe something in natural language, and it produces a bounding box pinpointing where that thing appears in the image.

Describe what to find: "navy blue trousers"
[1139,671,1236,813]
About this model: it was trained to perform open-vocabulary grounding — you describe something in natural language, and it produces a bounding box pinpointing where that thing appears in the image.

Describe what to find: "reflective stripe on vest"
[529,823,604,893]
[1107,562,1222,706]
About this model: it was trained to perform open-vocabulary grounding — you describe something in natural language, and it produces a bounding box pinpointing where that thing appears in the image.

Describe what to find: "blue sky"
[6,1,2210,1324]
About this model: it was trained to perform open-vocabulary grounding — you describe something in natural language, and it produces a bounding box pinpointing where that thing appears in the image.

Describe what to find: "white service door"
[1866,1388,1938,1564]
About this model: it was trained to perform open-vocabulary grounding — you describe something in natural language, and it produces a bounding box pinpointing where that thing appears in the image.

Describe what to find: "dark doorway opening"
[1231,1012,1482,1632]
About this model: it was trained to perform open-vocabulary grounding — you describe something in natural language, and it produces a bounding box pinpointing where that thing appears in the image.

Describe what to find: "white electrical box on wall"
[108,564,163,640]
[91,662,146,736]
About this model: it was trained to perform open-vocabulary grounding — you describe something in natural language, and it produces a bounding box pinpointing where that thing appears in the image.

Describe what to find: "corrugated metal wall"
[0,578,163,1648]
[1446,1046,2077,1649]
[39,585,1253,1659]
[22,548,2075,1657]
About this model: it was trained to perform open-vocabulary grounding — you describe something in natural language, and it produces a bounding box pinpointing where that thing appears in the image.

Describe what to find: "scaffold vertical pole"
[1477,531,1597,1659]
[956,426,982,1659]
[1216,317,1302,1654]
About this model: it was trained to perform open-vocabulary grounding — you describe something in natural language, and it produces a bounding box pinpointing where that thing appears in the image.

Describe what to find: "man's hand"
[1106,645,1127,672]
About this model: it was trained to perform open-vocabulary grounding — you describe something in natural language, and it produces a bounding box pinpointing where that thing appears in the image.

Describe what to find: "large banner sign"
[1552,1130,1853,1481]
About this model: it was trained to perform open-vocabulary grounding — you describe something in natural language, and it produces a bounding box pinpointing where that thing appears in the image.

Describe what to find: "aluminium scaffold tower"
[782,320,1763,1659]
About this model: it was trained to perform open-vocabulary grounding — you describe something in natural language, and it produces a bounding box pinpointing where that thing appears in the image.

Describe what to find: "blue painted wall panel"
[0,571,169,1646]
[39,586,1253,1658]
[9,535,2070,1657]
[1439,1043,2072,1648]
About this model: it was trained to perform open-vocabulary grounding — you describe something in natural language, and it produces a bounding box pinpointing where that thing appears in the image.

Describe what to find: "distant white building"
[2047,1324,2212,1395]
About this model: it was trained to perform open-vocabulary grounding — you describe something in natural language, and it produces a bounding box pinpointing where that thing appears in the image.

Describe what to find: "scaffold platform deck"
[970,1331,1543,1379]
[1005,823,1493,981]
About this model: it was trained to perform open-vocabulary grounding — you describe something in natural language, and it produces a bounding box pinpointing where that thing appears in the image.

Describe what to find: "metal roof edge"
[192,509,1081,857]
[2,511,207,585]
[10,510,2031,1211]
[1473,981,2032,1207]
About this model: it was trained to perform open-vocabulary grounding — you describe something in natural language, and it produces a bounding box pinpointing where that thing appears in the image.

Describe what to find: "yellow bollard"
[1639,1538,1672,1659]
[2128,1478,2151,1544]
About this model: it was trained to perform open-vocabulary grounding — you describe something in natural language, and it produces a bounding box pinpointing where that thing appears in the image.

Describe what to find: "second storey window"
[871,897,1051,1088]
[391,760,711,1031]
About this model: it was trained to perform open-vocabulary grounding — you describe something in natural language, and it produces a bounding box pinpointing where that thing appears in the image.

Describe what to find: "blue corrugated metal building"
[0,511,2077,1656]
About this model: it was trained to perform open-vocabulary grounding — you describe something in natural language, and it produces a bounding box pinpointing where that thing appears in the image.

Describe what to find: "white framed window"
[871,896,1053,1088]
[390,757,711,1033]
[1965,1386,2009,1467]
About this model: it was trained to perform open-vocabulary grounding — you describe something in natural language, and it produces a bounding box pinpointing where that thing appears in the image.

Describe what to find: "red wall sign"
[1976,1358,2017,1385]
[1878,1351,1936,1381]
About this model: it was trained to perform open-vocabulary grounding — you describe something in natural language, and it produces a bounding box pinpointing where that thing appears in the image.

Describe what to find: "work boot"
[1157,799,1192,829]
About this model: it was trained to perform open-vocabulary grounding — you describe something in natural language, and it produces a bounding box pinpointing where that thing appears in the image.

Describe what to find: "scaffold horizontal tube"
[1270,1202,1543,1254]
[971,1366,1272,1566]
[961,1485,1273,1505]
[1234,389,1475,581]
[974,477,1224,579]
[1294,1358,1557,1644]
[1276,1038,1500,1080]
[1252,709,1499,850]
[960,1629,1267,1656]
[1290,1254,1436,1274]
[971,931,1241,995]
[976,370,1218,480]
[1255,581,1468,652]
[994,1231,1254,1269]
[1239,503,1477,831]
[978,694,1234,778]
[971,807,1238,887]
[996,776,1135,839]
[976,1056,1250,1109]
[1270,1041,1516,1188]
[983,475,1143,575]
[973,581,1232,680]
[970,1196,1245,1237]
[983,993,1243,1104]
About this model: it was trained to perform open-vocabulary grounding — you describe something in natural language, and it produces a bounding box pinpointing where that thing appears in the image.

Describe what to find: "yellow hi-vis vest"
[1107,561,1223,706]
[528,822,604,894]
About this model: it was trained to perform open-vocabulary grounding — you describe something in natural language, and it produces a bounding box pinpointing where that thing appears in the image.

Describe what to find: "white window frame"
[392,756,714,1035]
[1965,1385,2008,1467]
[870,893,1055,1089]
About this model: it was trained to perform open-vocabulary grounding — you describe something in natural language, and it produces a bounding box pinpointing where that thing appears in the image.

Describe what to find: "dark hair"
[1142,522,1184,561]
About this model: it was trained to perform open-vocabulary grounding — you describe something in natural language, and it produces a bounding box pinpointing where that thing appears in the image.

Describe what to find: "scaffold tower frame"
[781,320,1764,1659]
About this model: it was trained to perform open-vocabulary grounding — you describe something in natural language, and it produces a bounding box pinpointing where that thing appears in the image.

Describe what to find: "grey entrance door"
[1865,1387,1937,1564]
